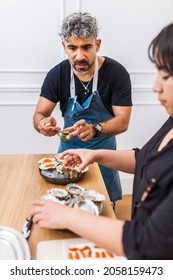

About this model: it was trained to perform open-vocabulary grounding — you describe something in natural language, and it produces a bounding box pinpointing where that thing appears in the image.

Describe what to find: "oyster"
[74,199,100,216]
[40,183,105,215]
[56,165,64,174]
[39,161,59,170]
[60,165,81,179]
[60,165,89,179]
[48,188,69,200]
[65,196,78,207]
[66,183,85,195]
[81,189,105,202]
[94,202,103,215]
[55,153,69,163]
[38,157,56,164]
[40,194,65,204]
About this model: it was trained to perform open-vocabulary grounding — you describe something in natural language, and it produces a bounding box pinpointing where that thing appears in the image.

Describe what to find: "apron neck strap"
[70,56,98,98]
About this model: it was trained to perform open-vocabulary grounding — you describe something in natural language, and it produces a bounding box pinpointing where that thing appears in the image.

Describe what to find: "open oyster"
[40,194,65,204]
[66,183,85,195]
[74,199,100,216]
[60,164,89,179]
[60,165,80,179]
[81,189,105,202]
[65,196,78,207]
[41,184,105,215]
[48,188,69,200]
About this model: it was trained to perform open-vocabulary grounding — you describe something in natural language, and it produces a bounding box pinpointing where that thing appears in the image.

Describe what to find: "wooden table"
[0,154,115,259]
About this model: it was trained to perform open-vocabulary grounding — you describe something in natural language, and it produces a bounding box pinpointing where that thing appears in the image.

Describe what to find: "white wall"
[0,0,172,194]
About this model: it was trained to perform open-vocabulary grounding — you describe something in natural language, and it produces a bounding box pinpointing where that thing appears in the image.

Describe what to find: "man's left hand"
[64,119,96,142]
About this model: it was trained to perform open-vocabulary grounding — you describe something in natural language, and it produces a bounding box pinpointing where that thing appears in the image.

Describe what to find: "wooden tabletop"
[0,154,115,259]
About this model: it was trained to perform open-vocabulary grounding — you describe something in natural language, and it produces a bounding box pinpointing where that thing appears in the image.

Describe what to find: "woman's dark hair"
[148,22,173,75]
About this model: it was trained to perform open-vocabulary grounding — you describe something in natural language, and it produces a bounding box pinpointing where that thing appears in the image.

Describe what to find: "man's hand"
[64,119,96,141]
[38,116,61,137]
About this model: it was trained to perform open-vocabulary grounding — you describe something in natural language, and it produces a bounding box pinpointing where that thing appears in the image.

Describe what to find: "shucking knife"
[22,217,33,239]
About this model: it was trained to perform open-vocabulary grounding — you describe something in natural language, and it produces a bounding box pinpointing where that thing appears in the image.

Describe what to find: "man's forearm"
[100,116,129,137]
[33,112,45,132]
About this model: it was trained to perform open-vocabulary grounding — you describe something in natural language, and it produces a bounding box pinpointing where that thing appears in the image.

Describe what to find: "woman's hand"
[31,200,69,229]
[59,148,96,172]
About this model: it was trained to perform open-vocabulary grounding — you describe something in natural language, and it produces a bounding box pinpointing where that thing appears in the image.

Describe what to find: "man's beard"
[73,59,95,74]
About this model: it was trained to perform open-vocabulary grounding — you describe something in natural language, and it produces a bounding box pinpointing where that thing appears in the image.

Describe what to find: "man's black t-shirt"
[40,56,132,116]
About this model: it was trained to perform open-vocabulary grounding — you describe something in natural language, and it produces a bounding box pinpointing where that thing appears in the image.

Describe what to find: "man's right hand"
[38,116,61,137]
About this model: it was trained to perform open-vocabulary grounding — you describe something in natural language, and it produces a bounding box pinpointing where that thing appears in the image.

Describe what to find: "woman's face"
[152,69,173,117]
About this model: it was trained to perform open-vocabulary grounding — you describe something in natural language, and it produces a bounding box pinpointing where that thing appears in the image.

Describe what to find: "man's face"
[62,36,101,74]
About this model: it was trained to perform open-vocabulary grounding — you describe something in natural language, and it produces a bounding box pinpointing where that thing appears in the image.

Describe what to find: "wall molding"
[129,70,156,74]
[0,102,36,106]
[0,102,159,106]
[0,86,40,92]
[0,69,47,74]
[0,69,156,106]
[0,84,158,106]
[0,69,156,74]
[0,84,153,93]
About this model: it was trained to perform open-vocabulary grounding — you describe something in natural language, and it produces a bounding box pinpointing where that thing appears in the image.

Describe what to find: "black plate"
[39,168,86,185]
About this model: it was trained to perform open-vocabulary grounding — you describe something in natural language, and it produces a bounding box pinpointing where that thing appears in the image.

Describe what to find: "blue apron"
[58,57,122,202]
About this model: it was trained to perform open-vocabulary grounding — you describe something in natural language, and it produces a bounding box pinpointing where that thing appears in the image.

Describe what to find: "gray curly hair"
[59,12,99,40]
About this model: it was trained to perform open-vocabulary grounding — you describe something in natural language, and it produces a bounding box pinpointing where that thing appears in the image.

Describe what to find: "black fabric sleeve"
[40,70,60,103]
[132,148,140,159]
[122,184,173,259]
[111,65,132,106]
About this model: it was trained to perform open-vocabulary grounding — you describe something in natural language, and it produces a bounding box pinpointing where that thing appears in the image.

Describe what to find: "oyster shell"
[40,183,105,215]
[65,196,78,207]
[48,188,69,200]
[38,157,56,164]
[60,165,80,179]
[39,161,59,170]
[60,165,89,179]
[66,183,85,195]
[55,153,69,163]
[94,202,103,215]
[40,194,65,204]
[81,189,105,202]
[74,199,100,215]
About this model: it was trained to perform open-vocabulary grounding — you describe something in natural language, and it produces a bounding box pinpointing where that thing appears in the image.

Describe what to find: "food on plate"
[47,188,69,200]
[38,156,89,183]
[74,199,99,215]
[55,153,69,163]
[66,183,85,195]
[40,194,65,204]
[38,157,56,164]
[60,165,88,179]
[40,184,105,215]
[67,243,115,259]
[39,162,59,170]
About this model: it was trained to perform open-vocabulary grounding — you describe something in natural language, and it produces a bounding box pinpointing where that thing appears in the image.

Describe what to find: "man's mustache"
[74,60,89,66]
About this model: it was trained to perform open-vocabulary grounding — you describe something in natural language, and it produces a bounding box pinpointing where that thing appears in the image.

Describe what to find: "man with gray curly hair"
[33,12,132,205]
[59,12,99,40]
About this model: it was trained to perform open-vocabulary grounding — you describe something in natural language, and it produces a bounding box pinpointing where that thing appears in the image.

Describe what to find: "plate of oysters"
[40,183,105,215]
[38,154,89,185]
